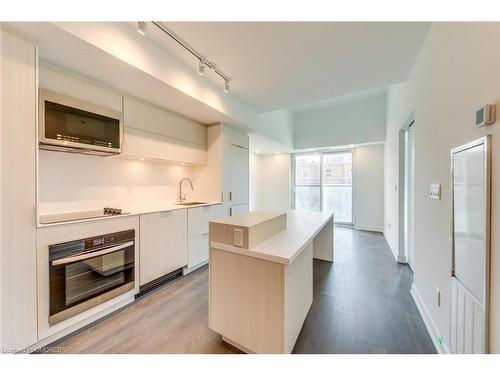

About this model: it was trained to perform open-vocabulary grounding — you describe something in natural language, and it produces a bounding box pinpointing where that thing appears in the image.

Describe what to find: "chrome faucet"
[179,177,194,202]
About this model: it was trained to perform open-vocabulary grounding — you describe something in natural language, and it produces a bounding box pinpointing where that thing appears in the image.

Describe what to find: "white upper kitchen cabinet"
[0,31,38,351]
[139,210,188,286]
[39,65,123,113]
[122,96,207,165]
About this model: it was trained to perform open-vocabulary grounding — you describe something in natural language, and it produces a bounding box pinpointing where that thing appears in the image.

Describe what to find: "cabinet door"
[188,233,209,269]
[188,204,226,238]
[124,96,206,146]
[188,206,211,238]
[140,210,187,285]
[230,204,249,216]
[1,31,38,350]
[228,144,249,206]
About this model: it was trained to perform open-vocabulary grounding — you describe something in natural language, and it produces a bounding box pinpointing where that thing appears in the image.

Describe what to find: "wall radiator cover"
[450,277,486,354]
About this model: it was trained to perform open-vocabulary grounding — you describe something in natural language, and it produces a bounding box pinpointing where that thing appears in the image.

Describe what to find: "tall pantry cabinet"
[223,126,249,215]
[194,124,249,216]
[0,30,38,351]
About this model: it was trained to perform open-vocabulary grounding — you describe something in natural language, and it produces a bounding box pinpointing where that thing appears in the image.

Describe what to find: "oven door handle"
[51,241,134,266]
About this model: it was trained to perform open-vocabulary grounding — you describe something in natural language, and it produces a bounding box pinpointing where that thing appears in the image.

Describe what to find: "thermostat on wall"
[475,104,496,127]
[430,184,441,200]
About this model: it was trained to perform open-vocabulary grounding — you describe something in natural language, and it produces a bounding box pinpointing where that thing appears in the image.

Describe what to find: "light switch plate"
[430,184,441,200]
[233,228,244,247]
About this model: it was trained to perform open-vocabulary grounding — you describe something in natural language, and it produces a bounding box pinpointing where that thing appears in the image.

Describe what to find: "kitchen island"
[208,210,334,354]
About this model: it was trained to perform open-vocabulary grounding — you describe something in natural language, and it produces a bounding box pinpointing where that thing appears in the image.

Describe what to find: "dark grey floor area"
[293,226,436,354]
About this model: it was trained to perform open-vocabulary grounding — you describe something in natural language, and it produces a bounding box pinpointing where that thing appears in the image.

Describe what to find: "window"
[294,154,321,211]
[322,152,353,223]
[293,151,354,224]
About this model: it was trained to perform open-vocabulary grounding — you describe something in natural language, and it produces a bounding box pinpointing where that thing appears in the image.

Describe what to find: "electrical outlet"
[233,228,244,247]
[435,287,441,307]
[430,184,441,200]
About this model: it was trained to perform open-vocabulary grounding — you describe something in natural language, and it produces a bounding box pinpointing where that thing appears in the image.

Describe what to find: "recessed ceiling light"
[275,151,280,154]
[136,21,147,36]
[140,157,145,161]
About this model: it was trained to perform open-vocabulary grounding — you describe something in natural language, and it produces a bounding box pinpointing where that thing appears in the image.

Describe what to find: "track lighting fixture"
[136,21,147,36]
[198,60,205,76]
[151,22,231,94]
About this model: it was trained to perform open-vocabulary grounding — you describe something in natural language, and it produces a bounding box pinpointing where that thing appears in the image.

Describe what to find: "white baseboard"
[183,260,208,275]
[383,231,407,263]
[397,254,407,263]
[355,225,383,233]
[411,283,450,354]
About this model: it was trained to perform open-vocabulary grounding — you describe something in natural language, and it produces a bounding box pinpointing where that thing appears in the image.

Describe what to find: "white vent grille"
[451,277,485,354]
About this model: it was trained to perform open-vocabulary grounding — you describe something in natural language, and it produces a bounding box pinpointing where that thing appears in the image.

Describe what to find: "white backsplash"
[38,150,198,214]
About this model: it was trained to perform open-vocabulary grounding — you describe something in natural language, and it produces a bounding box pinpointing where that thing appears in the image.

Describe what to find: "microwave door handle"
[51,241,134,266]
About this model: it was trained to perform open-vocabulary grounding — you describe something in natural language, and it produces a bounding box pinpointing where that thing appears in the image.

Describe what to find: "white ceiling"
[147,22,431,112]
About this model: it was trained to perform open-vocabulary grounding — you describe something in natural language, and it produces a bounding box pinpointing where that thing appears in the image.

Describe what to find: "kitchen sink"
[176,201,208,206]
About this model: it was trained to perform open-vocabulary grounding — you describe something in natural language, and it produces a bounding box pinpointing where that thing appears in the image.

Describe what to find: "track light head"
[137,21,147,36]
[198,60,205,76]
[224,79,230,93]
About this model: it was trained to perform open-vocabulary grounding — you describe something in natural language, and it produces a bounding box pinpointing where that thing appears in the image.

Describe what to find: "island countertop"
[210,210,333,265]
[209,209,334,353]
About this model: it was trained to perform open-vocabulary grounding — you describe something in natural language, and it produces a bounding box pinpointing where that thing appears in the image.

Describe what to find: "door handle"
[52,241,134,266]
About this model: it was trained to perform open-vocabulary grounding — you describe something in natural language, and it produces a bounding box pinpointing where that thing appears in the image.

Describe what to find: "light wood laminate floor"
[46,226,435,354]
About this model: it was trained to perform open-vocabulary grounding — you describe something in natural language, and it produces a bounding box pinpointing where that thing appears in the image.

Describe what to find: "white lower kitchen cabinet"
[187,234,209,269]
[140,210,188,286]
[185,204,226,272]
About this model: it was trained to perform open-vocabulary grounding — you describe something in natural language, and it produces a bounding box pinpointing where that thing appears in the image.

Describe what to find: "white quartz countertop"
[38,201,222,228]
[210,210,333,265]
[210,210,284,227]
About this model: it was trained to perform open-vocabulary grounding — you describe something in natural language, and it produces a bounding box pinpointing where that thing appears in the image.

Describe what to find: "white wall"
[384,82,413,255]
[249,152,261,211]
[250,146,384,230]
[293,94,386,149]
[249,153,291,213]
[38,151,197,214]
[355,144,385,232]
[256,109,294,149]
[384,23,500,353]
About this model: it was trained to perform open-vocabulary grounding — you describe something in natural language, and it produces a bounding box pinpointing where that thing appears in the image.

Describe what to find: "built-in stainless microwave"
[39,89,123,156]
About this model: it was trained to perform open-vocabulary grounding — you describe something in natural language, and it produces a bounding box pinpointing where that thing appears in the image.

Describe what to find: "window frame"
[292,149,355,226]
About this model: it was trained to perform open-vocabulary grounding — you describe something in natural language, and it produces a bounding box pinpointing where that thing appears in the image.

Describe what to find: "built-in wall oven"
[49,230,135,325]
